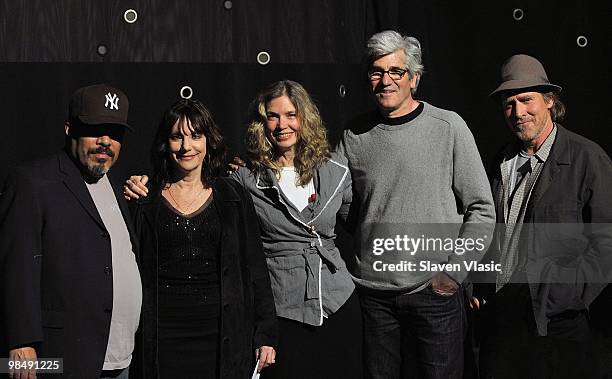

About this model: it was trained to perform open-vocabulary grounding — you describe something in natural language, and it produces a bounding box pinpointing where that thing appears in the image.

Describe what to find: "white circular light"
[223,1,233,10]
[339,85,346,98]
[512,8,524,21]
[124,9,138,24]
[576,35,588,48]
[257,51,271,65]
[180,86,193,99]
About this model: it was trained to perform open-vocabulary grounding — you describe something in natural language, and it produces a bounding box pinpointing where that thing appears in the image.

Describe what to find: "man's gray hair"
[366,30,424,93]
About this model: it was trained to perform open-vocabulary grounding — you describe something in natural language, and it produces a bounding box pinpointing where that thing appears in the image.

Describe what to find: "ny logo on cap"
[105,92,119,110]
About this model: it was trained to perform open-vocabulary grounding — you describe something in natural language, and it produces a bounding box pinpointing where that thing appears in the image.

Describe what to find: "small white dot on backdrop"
[124,9,138,24]
[180,86,193,99]
[512,8,524,21]
[576,35,588,48]
[257,51,271,65]
[96,44,107,56]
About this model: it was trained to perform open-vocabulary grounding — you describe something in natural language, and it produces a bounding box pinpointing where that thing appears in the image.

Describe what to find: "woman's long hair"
[151,99,227,188]
[245,80,330,185]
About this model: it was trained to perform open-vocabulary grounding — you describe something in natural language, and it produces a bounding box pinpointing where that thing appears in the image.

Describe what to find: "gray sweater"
[338,101,495,291]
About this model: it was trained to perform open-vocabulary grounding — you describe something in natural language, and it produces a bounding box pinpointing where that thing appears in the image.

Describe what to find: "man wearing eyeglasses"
[336,30,495,379]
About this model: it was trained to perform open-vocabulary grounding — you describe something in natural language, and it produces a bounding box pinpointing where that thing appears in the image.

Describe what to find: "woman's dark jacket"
[129,177,277,378]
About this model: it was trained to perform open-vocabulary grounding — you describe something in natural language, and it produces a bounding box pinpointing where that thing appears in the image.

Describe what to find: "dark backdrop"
[1,0,611,375]
[1,0,610,184]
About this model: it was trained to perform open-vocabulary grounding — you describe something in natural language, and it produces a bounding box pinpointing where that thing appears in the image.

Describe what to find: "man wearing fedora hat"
[0,84,142,378]
[471,54,612,378]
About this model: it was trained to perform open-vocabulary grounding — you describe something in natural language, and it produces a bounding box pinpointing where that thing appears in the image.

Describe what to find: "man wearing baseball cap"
[471,55,612,378]
[0,84,142,378]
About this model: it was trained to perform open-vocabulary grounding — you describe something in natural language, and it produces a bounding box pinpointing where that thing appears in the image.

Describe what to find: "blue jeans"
[359,285,466,379]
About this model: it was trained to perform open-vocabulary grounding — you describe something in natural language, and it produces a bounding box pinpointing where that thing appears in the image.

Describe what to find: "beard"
[513,127,538,142]
[83,146,114,181]
[81,160,110,183]
[88,161,109,177]
[510,118,544,143]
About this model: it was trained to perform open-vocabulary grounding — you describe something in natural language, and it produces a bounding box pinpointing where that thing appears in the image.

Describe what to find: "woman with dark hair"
[129,99,277,378]
[126,83,361,378]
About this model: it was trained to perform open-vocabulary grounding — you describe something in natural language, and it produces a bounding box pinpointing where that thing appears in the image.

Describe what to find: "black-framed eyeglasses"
[368,67,408,81]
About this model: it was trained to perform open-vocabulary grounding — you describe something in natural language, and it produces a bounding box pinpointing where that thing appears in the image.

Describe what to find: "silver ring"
[338,85,346,98]
[257,51,271,65]
[512,8,524,21]
[180,86,193,99]
[576,35,588,48]
[124,9,138,24]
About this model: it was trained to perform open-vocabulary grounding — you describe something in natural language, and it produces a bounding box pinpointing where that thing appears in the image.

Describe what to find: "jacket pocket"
[267,256,306,306]
[541,206,581,241]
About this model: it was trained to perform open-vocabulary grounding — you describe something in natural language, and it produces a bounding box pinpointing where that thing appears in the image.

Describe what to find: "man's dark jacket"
[0,150,140,377]
[129,177,277,379]
[475,125,612,336]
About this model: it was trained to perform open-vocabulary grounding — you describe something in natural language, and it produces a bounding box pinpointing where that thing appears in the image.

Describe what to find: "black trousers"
[261,291,362,379]
[477,283,597,379]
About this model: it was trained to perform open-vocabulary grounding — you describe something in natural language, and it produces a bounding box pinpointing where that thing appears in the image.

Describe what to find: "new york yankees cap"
[69,84,132,131]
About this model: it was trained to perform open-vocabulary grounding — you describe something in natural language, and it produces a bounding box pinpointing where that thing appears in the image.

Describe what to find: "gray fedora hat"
[490,54,561,97]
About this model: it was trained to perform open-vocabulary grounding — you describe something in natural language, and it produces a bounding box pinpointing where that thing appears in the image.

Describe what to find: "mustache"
[89,146,114,157]
[513,118,534,126]
[374,82,394,93]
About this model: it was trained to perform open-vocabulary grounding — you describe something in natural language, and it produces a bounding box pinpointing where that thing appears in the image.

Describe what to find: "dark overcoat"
[475,125,612,335]
[130,177,277,378]
[0,150,139,378]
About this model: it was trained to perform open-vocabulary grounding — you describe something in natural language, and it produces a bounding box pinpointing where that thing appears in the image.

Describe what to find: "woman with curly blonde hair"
[245,80,330,186]
[235,80,362,378]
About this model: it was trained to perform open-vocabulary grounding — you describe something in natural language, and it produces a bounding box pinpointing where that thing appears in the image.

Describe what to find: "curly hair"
[245,80,330,186]
[151,99,227,188]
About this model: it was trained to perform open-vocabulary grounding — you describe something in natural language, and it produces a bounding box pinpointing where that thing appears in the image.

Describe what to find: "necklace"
[167,183,205,215]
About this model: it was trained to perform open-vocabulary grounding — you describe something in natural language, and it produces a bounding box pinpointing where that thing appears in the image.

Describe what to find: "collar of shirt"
[531,124,557,164]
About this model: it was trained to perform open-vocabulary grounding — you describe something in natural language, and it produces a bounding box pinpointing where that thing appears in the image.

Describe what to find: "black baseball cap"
[69,84,133,131]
